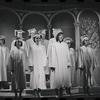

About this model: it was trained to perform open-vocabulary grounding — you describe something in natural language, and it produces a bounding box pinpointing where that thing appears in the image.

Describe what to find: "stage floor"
[0,87,100,100]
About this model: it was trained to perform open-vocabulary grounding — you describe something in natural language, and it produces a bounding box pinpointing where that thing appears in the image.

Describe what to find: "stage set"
[0,0,100,100]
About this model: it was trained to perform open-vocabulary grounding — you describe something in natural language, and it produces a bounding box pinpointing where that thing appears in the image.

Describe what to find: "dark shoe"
[59,88,63,97]
[15,92,18,98]
[55,89,59,97]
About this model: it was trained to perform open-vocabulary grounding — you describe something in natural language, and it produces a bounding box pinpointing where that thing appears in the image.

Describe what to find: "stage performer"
[38,29,49,82]
[47,28,62,89]
[0,35,9,89]
[26,28,37,57]
[7,39,27,98]
[64,37,78,87]
[28,33,47,97]
[78,35,99,95]
[48,32,72,97]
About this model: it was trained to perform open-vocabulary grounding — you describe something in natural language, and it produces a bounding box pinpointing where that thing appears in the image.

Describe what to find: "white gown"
[47,38,56,89]
[26,38,35,57]
[7,46,27,90]
[0,45,9,81]
[49,42,72,88]
[41,39,49,75]
[28,42,47,89]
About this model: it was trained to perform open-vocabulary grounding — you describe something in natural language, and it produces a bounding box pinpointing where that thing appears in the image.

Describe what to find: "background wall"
[23,13,49,40]
[79,10,100,85]
[0,8,100,86]
[51,12,75,48]
[0,9,20,49]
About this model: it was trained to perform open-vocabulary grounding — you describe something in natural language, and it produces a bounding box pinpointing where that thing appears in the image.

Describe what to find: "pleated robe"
[49,42,72,88]
[7,47,27,90]
[47,38,57,89]
[0,46,9,81]
[28,43,47,89]
[69,48,77,87]
[41,39,49,75]
[78,45,98,87]
[26,38,35,57]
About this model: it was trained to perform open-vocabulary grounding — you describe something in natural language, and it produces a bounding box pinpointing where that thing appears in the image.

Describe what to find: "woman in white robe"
[78,36,99,95]
[7,40,27,98]
[64,37,80,87]
[0,35,9,89]
[48,32,72,97]
[28,33,47,97]
[47,28,62,89]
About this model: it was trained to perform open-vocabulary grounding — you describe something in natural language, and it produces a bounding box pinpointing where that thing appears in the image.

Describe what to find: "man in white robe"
[0,35,9,89]
[48,32,72,97]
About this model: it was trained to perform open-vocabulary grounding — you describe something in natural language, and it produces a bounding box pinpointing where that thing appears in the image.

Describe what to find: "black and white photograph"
[0,0,100,100]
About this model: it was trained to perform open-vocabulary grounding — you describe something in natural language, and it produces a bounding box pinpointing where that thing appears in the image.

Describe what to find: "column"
[74,21,81,86]
[74,21,80,50]
[47,24,52,40]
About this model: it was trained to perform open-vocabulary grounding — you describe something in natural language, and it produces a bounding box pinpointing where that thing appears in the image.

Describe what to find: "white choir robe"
[11,39,27,51]
[7,47,27,90]
[69,48,76,86]
[78,45,99,86]
[49,42,72,88]
[41,39,49,75]
[11,39,28,70]
[26,38,35,57]
[26,38,35,71]
[28,43,47,89]
[47,38,56,89]
[0,46,9,81]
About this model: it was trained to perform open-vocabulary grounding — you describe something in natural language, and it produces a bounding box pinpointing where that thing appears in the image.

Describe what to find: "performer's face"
[84,39,89,46]
[35,36,40,44]
[66,40,71,48]
[30,32,35,38]
[15,41,22,49]
[17,32,22,38]
[58,34,64,42]
[42,34,46,40]
[0,39,3,46]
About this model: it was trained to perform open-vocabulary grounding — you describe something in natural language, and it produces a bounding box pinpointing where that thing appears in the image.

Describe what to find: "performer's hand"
[28,66,33,72]
[50,67,55,71]
[68,66,70,68]
[80,68,84,71]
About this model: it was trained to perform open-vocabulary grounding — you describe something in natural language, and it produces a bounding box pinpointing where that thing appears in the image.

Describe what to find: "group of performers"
[0,27,99,98]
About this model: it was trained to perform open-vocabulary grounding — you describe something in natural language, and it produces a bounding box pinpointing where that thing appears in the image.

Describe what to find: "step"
[25,86,100,96]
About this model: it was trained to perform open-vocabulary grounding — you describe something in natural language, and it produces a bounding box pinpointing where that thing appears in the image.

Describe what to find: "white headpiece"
[0,35,6,40]
[52,28,62,37]
[28,28,37,36]
[14,29,25,36]
[38,29,47,35]
[64,37,73,43]
[81,35,89,42]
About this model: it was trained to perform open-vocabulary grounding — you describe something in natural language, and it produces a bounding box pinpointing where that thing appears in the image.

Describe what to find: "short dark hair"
[33,35,42,42]
[2,39,5,45]
[56,32,64,42]
[14,40,23,47]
